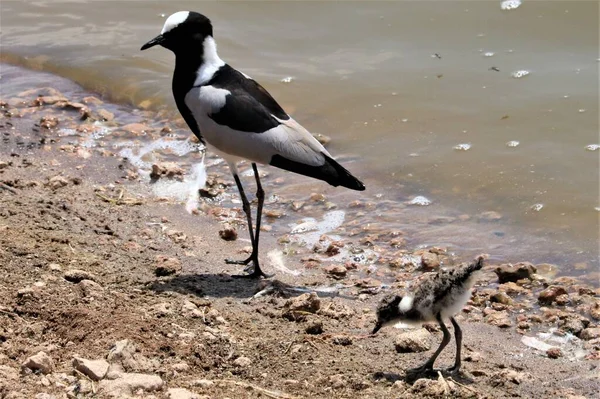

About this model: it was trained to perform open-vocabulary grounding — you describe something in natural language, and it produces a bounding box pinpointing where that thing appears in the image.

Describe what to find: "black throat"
[171,44,206,141]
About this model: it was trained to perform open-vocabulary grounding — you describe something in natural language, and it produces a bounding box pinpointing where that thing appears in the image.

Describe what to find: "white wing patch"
[161,11,189,34]
[198,86,230,112]
[399,296,414,312]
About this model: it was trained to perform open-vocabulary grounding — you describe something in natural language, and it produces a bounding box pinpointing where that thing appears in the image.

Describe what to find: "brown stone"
[494,262,536,283]
[538,286,568,305]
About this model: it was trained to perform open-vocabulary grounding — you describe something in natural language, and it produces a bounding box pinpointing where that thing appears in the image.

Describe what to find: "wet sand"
[1,66,599,398]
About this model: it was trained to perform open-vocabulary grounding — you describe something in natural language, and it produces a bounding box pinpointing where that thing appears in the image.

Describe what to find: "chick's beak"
[141,34,164,51]
[372,321,383,335]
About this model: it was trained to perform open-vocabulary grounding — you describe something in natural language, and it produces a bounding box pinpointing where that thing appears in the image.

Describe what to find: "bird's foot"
[225,256,252,265]
[444,365,461,375]
[231,261,273,279]
[406,364,435,378]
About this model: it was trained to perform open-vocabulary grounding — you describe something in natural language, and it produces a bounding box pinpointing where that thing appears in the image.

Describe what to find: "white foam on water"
[268,249,302,276]
[118,138,200,169]
[150,157,208,214]
[501,0,522,11]
[522,328,587,361]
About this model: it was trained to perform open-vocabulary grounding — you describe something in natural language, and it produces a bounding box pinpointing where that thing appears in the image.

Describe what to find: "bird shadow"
[146,273,355,300]
[146,273,260,298]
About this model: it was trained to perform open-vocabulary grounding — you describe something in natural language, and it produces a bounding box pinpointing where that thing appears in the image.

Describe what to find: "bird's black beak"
[141,35,164,51]
[372,321,383,335]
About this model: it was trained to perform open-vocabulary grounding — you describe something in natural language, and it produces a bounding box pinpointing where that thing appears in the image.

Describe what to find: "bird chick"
[372,256,485,375]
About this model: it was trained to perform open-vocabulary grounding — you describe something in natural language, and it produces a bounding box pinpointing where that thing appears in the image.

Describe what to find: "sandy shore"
[0,65,599,398]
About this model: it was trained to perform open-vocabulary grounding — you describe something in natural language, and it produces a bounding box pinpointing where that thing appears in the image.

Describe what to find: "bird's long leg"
[447,317,462,374]
[407,313,451,375]
[228,165,272,279]
[225,173,255,266]
[238,163,272,278]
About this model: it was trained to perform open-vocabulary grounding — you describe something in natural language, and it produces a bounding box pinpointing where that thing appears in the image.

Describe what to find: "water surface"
[1,1,598,274]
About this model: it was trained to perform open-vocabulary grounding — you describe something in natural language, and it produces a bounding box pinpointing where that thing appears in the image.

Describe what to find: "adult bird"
[141,11,365,278]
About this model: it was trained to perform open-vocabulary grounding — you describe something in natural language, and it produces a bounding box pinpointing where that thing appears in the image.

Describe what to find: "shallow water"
[1,1,598,274]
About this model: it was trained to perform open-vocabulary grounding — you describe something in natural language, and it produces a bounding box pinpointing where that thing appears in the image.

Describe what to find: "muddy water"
[1,1,598,274]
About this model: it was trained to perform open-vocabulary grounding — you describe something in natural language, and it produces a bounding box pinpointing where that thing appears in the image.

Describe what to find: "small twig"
[437,371,451,395]
[0,308,24,321]
[449,377,479,395]
[0,183,17,194]
[214,379,299,399]
[283,339,297,355]
[303,338,319,351]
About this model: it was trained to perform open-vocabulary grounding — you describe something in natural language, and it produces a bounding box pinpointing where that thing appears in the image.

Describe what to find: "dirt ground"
[1,69,599,399]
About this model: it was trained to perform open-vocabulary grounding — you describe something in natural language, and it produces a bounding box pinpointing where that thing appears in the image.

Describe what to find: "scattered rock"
[72,356,109,381]
[486,311,512,328]
[64,269,96,283]
[331,335,352,346]
[98,373,163,397]
[490,291,513,305]
[40,116,59,129]
[394,329,432,353]
[329,374,346,389]
[492,369,531,385]
[167,388,201,399]
[420,251,440,269]
[538,286,568,305]
[121,123,150,135]
[48,263,62,272]
[232,356,252,367]
[97,109,114,122]
[305,319,323,335]
[150,162,184,181]
[154,255,182,276]
[218,226,237,241]
[34,95,68,106]
[546,348,563,359]
[561,317,586,335]
[192,379,214,388]
[181,300,204,318]
[494,263,536,283]
[310,193,326,202]
[318,301,354,319]
[171,362,190,373]
[410,377,455,396]
[107,339,157,373]
[285,292,320,313]
[580,327,600,341]
[166,229,187,244]
[22,351,53,374]
[78,279,104,297]
[46,175,69,190]
[324,264,347,279]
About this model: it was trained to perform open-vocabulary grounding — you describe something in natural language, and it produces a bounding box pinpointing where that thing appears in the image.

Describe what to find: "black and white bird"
[372,256,485,376]
[141,11,365,278]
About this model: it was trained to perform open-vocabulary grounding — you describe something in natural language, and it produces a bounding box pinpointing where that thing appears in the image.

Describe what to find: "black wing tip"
[270,153,366,191]
[323,154,366,191]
